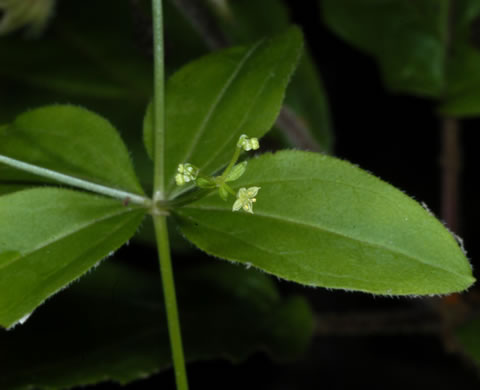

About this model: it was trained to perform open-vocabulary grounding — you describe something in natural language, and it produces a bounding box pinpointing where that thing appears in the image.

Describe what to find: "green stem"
[151,1,189,389]
[0,154,151,206]
[152,0,166,199]
[153,215,189,390]
[219,146,241,181]
[223,183,236,196]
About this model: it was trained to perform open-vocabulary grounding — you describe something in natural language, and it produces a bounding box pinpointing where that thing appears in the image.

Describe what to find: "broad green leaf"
[0,188,146,329]
[456,315,480,366]
[322,0,448,97]
[0,105,144,195]
[0,261,313,389]
[440,0,480,116]
[211,0,334,151]
[175,150,474,295]
[144,27,303,196]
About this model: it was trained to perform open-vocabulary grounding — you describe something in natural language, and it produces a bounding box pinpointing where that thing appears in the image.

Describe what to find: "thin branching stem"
[152,0,166,199]
[0,154,151,206]
[151,1,189,389]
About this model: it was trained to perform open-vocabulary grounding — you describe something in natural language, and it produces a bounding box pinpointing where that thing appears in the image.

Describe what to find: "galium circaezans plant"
[0,1,475,389]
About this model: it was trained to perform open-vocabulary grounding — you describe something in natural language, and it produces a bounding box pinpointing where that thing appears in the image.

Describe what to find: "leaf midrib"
[0,206,140,271]
[200,69,275,173]
[166,39,266,193]
[181,205,468,280]
[180,212,383,286]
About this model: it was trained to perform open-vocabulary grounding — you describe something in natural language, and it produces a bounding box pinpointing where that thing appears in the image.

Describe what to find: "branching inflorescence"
[175,134,261,213]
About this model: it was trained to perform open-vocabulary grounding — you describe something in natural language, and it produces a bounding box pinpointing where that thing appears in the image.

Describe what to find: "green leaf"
[0,105,144,195]
[322,0,448,97]
[211,0,334,151]
[144,27,303,196]
[322,0,480,116]
[0,261,313,389]
[175,150,474,295]
[0,188,146,329]
[456,315,480,366]
[440,0,480,116]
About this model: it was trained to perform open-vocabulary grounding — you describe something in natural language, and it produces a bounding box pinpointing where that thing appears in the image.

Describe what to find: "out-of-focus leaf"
[0,0,55,36]
[0,188,146,329]
[144,27,303,197]
[322,0,480,117]
[0,0,151,101]
[164,0,210,74]
[322,0,448,97]
[456,315,480,366]
[176,150,474,295]
[0,0,155,193]
[440,0,480,116]
[0,261,314,389]
[0,105,144,195]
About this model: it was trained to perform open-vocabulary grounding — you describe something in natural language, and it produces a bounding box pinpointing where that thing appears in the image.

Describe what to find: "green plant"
[0,1,476,389]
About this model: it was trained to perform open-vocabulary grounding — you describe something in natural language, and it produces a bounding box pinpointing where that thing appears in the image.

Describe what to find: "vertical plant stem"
[152,1,189,389]
[441,118,461,233]
[152,0,166,198]
[154,215,189,390]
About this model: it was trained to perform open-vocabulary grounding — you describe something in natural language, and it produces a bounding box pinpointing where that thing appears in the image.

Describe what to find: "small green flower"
[237,134,259,151]
[0,0,55,36]
[232,187,261,214]
[175,163,199,186]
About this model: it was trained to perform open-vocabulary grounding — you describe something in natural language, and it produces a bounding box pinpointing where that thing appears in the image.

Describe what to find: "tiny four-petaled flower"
[175,163,199,186]
[237,134,259,151]
[232,187,261,214]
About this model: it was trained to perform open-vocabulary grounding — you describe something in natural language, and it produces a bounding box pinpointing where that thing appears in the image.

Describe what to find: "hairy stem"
[152,0,166,199]
[0,154,151,206]
[153,215,189,390]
